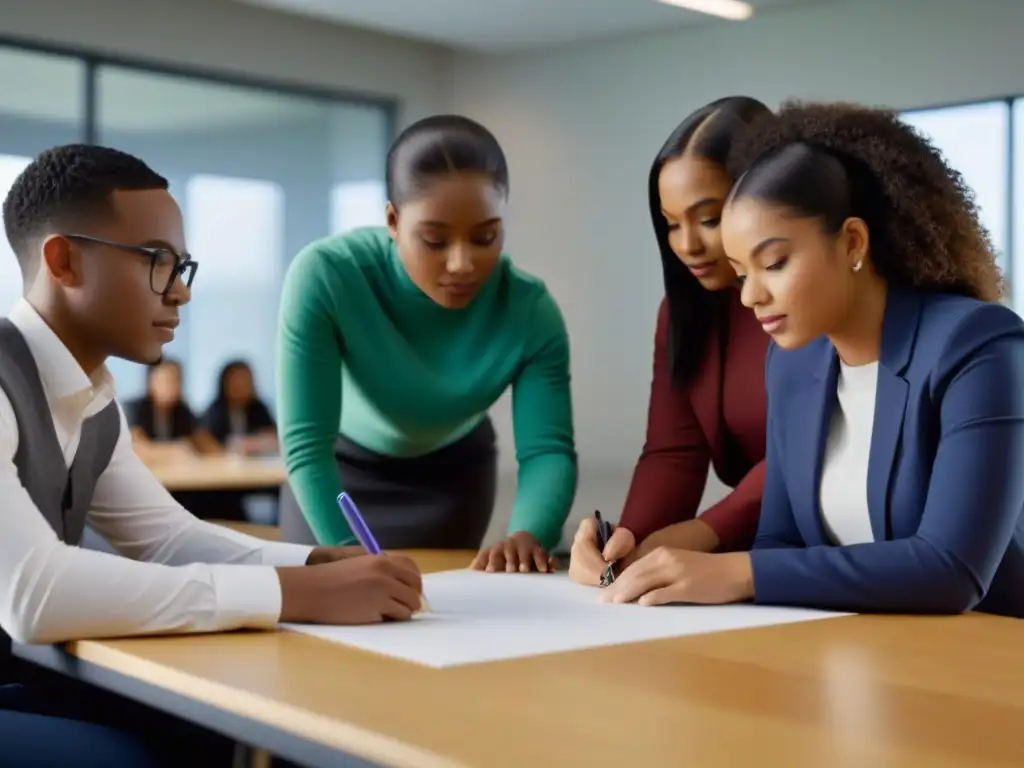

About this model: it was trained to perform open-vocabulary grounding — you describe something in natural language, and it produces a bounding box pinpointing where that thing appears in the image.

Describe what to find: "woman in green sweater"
[276,115,577,572]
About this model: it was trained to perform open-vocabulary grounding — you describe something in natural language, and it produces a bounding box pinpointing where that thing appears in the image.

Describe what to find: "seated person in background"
[600,102,1024,618]
[0,144,423,765]
[124,358,220,461]
[201,359,278,455]
[566,97,773,586]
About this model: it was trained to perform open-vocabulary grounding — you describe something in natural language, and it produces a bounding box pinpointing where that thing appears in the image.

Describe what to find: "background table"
[147,455,287,493]
[15,551,1024,768]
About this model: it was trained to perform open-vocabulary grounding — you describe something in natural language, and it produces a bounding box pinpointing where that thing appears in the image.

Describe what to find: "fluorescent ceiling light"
[656,0,755,21]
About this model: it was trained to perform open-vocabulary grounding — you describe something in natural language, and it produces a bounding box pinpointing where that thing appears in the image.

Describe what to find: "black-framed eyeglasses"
[63,234,198,297]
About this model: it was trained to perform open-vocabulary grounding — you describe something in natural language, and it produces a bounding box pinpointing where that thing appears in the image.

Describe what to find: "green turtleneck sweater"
[276,227,577,549]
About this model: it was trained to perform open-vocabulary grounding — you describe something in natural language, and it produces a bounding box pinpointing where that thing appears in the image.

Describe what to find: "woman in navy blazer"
[601,101,1024,618]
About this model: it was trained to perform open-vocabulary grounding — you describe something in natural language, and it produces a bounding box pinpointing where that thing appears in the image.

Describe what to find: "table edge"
[13,641,466,768]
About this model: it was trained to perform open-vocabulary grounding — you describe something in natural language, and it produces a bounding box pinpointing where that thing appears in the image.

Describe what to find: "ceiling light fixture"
[656,0,755,21]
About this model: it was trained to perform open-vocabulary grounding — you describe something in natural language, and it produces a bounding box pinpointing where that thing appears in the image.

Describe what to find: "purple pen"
[337,492,432,612]
[337,493,382,555]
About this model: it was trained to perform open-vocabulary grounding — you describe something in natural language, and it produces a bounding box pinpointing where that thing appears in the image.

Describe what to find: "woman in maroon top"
[570,96,773,585]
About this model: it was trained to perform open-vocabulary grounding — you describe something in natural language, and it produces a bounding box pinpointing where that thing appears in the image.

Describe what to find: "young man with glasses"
[0,144,423,766]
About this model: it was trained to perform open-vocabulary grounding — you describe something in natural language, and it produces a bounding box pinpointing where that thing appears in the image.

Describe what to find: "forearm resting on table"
[3,543,282,643]
[617,452,711,544]
[639,517,720,554]
[692,462,766,552]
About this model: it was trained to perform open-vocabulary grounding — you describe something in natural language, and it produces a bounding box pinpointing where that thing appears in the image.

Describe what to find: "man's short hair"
[2,144,168,277]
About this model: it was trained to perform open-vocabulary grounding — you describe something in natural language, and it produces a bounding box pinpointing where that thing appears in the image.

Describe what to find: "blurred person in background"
[202,359,277,455]
[126,358,237,521]
[125,358,220,462]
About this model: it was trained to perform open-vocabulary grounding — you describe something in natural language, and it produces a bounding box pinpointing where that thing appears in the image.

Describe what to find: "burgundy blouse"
[619,291,769,550]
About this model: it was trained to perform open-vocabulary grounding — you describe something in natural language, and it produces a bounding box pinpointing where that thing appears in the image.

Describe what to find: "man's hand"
[470,531,552,573]
[277,554,424,624]
[305,546,365,566]
[568,516,636,586]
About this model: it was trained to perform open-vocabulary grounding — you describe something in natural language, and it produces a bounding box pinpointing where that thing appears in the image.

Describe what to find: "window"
[329,102,389,235]
[901,102,1010,274]
[186,175,284,288]
[0,38,391,448]
[0,46,85,317]
[183,174,285,407]
[1013,100,1024,309]
[0,155,31,316]
[331,180,386,234]
[90,62,391,408]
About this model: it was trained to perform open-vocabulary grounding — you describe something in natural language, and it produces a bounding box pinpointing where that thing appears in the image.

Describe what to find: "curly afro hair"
[726,101,1004,303]
[2,143,168,279]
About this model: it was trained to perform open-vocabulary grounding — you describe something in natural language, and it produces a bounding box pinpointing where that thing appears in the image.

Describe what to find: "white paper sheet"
[282,570,850,668]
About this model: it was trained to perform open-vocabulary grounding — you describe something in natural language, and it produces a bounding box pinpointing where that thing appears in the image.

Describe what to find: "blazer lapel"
[866,289,921,541]
[787,340,837,547]
[868,371,907,541]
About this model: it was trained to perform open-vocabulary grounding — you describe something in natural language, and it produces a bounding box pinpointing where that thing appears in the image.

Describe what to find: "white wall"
[0,0,448,129]
[442,0,1024,541]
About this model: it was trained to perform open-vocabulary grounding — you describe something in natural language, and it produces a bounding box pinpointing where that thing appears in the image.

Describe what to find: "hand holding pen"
[275,550,423,625]
[567,510,637,587]
[274,491,427,625]
[338,493,432,612]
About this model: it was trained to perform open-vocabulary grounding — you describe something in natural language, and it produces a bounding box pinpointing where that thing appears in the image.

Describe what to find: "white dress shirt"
[0,299,313,644]
[818,359,878,546]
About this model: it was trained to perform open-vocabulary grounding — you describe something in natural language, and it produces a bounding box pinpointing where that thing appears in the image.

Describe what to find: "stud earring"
[852,260,863,273]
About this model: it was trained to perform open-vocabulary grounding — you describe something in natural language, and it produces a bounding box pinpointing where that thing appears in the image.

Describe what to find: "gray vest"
[0,319,120,679]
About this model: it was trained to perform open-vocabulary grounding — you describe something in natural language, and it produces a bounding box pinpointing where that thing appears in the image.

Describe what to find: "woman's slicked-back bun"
[386,114,509,207]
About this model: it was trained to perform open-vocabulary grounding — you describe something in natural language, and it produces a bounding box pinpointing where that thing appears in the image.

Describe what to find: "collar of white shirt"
[7,298,117,431]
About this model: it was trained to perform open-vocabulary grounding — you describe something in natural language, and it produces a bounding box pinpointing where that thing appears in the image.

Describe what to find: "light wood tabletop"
[42,552,1024,767]
[146,454,287,492]
[212,520,283,540]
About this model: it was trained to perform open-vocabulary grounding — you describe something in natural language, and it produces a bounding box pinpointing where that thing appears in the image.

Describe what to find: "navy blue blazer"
[750,288,1024,618]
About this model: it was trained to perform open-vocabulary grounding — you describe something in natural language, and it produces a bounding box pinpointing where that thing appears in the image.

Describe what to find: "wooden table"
[14,552,1024,768]
[212,520,283,540]
[147,455,287,492]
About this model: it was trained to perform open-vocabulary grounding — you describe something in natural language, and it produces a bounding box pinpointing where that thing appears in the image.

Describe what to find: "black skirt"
[278,417,497,549]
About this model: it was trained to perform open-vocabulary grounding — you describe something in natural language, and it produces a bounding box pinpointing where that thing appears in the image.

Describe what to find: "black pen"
[593,510,616,588]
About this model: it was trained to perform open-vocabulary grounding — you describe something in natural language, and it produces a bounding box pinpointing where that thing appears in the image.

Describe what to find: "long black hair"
[213,359,253,405]
[144,357,182,400]
[649,96,772,387]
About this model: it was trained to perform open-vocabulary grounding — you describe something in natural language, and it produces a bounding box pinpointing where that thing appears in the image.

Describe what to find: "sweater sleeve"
[276,246,356,546]
[507,290,578,551]
[618,299,712,543]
